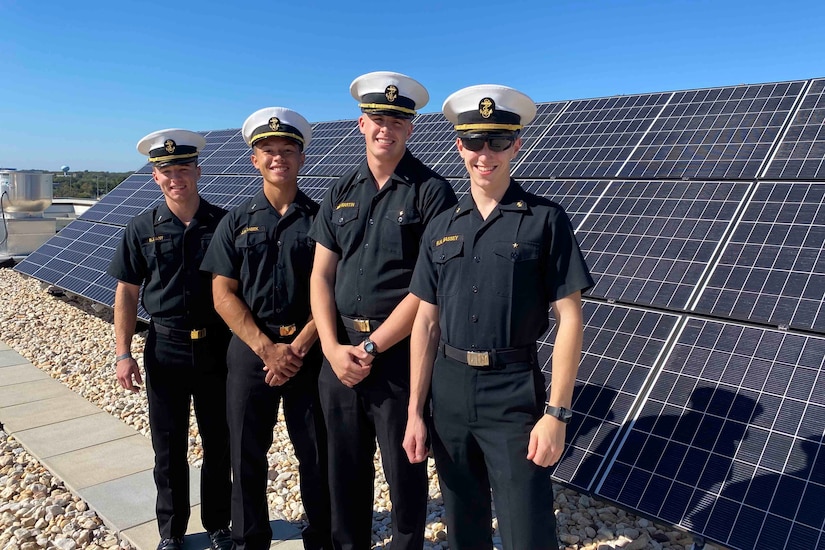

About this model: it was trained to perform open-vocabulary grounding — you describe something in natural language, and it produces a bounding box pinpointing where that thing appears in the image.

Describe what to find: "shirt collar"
[450,179,529,220]
[354,149,417,187]
[246,188,315,215]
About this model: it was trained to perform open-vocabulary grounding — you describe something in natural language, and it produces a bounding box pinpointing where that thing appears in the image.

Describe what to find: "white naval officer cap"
[442,85,537,135]
[242,107,313,150]
[137,129,206,167]
[350,71,429,119]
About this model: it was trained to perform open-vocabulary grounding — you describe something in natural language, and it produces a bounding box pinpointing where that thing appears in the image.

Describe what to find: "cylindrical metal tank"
[0,170,53,213]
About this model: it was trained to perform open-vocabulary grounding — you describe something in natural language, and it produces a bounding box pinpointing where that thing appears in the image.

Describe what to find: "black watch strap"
[545,405,573,423]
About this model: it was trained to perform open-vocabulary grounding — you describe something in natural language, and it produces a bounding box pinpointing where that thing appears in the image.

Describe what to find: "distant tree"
[53,171,131,199]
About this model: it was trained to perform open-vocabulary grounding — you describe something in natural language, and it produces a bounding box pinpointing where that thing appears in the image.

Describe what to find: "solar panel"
[406,112,456,170]
[13,76,825,549]
[578,180,751,309]
[620,82,806,180]
[515,94,669,179]
[303,120,361,176]
[694,181,825,333]
[14,219,128,312]
[763,79,825,180]
[595,317,825,550]
[541,301,682,492]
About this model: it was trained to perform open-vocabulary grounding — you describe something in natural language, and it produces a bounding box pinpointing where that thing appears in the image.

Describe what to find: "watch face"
[364,339,377,355]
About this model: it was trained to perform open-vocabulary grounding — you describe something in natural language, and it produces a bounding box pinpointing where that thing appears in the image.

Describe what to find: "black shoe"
[208,528,232,550]
[157,538,184,550]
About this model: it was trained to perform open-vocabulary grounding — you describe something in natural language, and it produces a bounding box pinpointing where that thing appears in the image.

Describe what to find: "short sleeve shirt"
[410,180,594,350]
[200,189,319,326]
[309,149,457,319]
[107,198,227,328]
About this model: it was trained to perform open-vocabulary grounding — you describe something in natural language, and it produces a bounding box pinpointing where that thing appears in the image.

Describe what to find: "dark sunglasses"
[460,135,516,152]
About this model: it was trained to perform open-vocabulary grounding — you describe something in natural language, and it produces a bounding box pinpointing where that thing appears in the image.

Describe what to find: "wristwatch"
[545,405,573,424]
[362,338,379,357]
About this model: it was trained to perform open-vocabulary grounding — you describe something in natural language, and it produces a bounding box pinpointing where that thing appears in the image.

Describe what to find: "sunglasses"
[460,135,516,152]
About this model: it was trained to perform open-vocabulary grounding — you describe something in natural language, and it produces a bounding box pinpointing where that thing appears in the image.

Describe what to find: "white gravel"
[0,267,708,550]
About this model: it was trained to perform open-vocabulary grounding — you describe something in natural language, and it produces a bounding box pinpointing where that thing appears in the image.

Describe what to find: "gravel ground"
[0,267,708,550]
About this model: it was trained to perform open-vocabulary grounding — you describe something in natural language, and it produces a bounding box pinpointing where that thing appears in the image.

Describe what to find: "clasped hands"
[327,341,373,388]
[261,342,305,386]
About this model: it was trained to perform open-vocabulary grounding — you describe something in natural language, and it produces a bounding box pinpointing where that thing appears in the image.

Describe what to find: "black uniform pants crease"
[143,324,232,539]
[430,354,559,550]
[318,325,428,550]
[226,334,331,550]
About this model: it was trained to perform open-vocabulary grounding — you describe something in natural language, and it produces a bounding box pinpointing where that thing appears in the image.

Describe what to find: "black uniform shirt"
[309,149,457,319]
[200,189,319,326]
[107,198,227,328]
[410,180,594,350]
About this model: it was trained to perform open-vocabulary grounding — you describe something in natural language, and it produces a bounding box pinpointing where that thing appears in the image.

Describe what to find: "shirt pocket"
[141,237,178,285]
[433,237,464,298]
[235,230,271,281]
[381,205,423,257]
[332,205,360,226]
[492,241,542,298]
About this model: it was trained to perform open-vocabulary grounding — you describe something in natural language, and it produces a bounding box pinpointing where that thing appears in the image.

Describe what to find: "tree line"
[53,171,132,199]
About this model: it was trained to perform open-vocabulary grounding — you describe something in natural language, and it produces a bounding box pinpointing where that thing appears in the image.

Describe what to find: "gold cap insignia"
[268,117,280,131]
[516,201,524,207]
[479,97,495,119]
[385,85,398,103]
[164,139,176,153]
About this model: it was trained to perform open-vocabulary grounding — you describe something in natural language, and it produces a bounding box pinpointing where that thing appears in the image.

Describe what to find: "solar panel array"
[15,77,825,549]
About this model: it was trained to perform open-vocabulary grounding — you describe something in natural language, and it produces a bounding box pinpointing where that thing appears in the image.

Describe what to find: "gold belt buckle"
[353,319,372,333]
[190,328,206,340]
[467,351,490,367]
[279,324,297,337]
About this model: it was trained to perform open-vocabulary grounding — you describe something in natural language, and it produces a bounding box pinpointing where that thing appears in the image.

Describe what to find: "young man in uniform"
[309,71,457,550]
[108,129,233,550]
[201,108,331,550]
[403,85,594,550]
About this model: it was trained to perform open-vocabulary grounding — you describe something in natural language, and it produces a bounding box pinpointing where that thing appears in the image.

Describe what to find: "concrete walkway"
[0,341,304,550]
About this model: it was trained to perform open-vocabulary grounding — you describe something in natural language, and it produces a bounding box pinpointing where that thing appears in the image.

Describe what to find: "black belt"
[341,315,383,333]
[153,322,211,341]
[442,343,534,369]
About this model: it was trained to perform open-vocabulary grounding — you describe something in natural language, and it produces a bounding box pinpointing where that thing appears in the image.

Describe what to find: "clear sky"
[1,0,823,172]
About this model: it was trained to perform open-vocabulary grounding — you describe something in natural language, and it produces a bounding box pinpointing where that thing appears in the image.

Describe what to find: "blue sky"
[1,0,823,172]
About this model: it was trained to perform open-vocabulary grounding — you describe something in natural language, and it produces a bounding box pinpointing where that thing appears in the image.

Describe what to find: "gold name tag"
[435,235,460,247]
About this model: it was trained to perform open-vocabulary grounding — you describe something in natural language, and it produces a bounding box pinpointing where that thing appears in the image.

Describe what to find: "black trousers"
[226,333,331,550]
[143,323,232,539]
[430,354,559,550]
[318,327,428,550]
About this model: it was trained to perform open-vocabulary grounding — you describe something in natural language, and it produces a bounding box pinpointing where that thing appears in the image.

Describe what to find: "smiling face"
[358,113,413,164]
[152,161,201,205]
[456,135,521,191]
[250,136,305,188]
